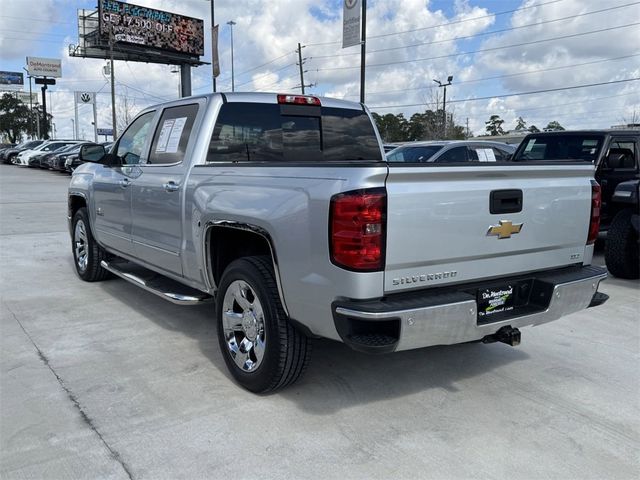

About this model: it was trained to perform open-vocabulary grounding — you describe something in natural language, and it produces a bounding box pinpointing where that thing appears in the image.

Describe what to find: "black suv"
[512,130,639,278]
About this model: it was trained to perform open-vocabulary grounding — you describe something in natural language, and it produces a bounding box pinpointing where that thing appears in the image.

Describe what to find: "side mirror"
[79,144,106,163]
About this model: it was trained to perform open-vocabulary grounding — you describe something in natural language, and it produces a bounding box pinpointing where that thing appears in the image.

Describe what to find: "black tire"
[605,209,639,279]
[71,207,110,282]
[216,256,311,393]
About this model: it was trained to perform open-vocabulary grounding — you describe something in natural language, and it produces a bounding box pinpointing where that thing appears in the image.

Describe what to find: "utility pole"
[466,117,470,138]
[295,43,314,94]
[360,0,367,104]
[227,20,236,92]
[297,43,305,94]
[109,30,117,139]
[433,75,453,139]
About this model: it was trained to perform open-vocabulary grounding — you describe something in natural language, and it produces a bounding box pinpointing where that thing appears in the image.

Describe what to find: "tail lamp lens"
[330,189,386,271]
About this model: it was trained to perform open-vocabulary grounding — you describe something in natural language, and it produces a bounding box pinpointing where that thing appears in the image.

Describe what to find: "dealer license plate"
[477,284,515,321]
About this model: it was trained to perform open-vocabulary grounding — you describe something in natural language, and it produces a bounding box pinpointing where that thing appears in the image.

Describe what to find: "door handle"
[163,181,180,192]
[119,178,131,188]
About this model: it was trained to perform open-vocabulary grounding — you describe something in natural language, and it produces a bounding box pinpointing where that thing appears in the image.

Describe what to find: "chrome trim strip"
[100,260,209,305]
[132,239,180,256]
[95,228,131,242]
[202,220,290,316]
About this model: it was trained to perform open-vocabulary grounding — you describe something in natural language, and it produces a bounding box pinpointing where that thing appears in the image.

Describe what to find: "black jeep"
[512,130,639,278]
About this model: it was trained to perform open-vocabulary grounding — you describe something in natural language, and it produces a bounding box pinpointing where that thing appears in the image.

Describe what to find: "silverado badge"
[487,220,523,239]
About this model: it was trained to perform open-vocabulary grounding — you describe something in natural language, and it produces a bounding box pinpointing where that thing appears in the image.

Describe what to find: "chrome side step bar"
[100,260,211,305]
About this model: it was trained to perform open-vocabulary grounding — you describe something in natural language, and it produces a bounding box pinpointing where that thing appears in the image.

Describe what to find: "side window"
[492,147,510,161]
[606,139,637,170]
[148,104,199,165]
[116,112,155,165]
[436,146,468,163]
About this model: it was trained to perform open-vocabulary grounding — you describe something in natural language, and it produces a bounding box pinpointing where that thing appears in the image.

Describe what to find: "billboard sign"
[0,71,24,88]
[0,91,39,104]
[99,0,205,56]
[26,57,62,77]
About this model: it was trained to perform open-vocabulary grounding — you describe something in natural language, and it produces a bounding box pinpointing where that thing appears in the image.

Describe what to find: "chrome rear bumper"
[333,265,607,353]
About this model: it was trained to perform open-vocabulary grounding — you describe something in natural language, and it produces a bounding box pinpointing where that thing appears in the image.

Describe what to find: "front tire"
[72,207,110,282]
[216,256,311,393]
[605,209,639,279]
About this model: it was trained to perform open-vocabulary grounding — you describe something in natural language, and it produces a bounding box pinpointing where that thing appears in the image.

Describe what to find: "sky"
[0,0,639,141]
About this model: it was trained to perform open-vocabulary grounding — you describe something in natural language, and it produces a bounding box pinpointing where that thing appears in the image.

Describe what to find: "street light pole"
[71,118,75,140]
[433,75,453,139]
[23,67,35,138]
[210,0,216,92]
[227,20,236,92]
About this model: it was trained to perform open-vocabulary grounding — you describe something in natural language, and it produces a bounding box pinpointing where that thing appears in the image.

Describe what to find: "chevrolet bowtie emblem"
[487,220,523,239]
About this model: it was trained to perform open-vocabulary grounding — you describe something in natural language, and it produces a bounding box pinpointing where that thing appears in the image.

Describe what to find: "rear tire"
[605,209,639,279]
[72,207,110,282]
[216,256,311,393]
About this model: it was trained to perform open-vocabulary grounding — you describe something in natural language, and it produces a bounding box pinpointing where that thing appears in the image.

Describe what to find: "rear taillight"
[330,188,386,272]
[277,94,321,106]
[587,180,601,245]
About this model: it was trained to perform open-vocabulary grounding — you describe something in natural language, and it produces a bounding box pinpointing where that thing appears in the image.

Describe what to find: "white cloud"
[2,0,639,139]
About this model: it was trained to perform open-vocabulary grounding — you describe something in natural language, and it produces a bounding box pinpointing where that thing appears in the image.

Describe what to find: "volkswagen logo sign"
[345,0,357,9]
[80,93,92,103]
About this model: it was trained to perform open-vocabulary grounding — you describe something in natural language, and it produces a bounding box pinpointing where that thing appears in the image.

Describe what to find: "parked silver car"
[386,140,516,163]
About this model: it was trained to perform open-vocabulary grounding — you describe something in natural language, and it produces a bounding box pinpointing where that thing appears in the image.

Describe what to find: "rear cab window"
[207,103,382,163]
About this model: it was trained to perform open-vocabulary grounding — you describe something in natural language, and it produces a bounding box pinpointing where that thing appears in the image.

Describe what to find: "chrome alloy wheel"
[74,219,88,272]
[221,280,266,372]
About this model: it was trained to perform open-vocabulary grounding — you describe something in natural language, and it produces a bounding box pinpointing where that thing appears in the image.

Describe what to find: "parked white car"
[14,140,80,166]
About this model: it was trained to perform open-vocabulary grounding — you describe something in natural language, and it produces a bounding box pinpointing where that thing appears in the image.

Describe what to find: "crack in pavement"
[5,303,135,480]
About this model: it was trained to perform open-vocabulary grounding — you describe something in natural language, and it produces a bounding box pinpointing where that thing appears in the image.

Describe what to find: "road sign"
[34,78,56,85]
[97,128,113,136]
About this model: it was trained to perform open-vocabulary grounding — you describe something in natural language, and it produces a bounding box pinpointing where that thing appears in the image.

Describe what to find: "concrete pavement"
[1,164,638,479]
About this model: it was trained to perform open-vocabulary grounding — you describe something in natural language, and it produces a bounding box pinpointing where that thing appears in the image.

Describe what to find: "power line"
[234,62,298,89]
[370,78,640,109]
[315,22,640,71]
[306,0,565,46]
[313,2,640,59]
[215,51,296,84]
[342,54,640,98]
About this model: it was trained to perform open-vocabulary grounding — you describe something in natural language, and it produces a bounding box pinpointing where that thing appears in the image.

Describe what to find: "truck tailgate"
[384,164,595,293]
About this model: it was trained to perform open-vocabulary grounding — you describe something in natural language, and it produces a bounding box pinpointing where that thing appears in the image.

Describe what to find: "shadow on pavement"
[99,276,530,414]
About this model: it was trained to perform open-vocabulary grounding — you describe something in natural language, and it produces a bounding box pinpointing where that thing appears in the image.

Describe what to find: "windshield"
[514,135,604,162]
[386,145,444,163]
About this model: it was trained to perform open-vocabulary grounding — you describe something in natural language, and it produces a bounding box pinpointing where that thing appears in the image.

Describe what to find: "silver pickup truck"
[69,93,608,392]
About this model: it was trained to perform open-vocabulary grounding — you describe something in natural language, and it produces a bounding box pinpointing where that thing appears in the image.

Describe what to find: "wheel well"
[69,195,86,218]
[207,226,272,286]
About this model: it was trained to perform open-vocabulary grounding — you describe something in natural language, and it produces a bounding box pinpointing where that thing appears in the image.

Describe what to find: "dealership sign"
[0,90,39,104]
[0,71,24,88]
[75,91,96,104]
[342,0,361,48]
[26,57,62,77]
[99,0,205,56]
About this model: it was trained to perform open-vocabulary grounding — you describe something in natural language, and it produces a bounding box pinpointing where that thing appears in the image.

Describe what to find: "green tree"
[528,125,540,133]
[485,115,505,136]
[545,121,565,131]
[371,112,409,142]
[515,116,527,131]
[0,94,38,143]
